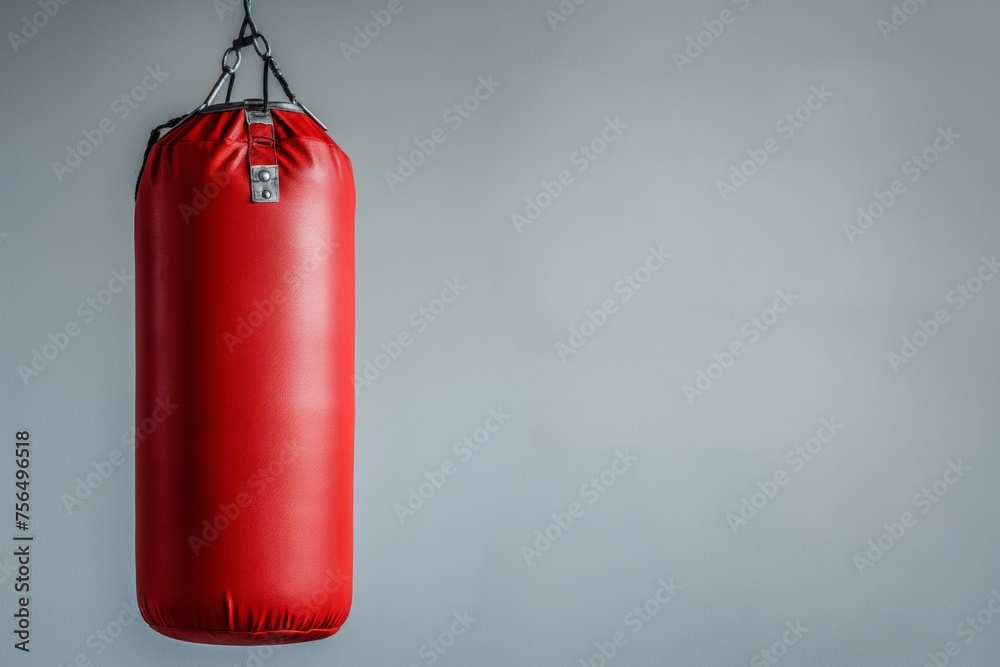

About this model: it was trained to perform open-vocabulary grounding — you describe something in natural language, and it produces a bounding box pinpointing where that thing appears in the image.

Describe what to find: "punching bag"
[134,1,354,645]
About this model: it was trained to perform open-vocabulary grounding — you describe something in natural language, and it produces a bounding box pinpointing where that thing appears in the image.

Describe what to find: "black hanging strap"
[133,114,187,199]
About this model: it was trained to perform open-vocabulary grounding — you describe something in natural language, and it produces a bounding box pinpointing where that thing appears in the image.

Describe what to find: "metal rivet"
[261,189,272,199]
[258,170,271,182]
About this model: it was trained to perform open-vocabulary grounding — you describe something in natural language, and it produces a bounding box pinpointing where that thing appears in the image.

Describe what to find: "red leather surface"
[134,108,355,645]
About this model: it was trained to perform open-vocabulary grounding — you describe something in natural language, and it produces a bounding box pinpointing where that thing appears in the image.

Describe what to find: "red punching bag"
[134,1,354,645]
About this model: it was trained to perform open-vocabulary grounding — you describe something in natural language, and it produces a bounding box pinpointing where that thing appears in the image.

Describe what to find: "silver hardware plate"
[251,165,279,203]
[245,108,274,126]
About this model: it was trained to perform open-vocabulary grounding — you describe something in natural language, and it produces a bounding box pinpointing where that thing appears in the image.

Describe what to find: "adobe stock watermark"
[556,245,672,362]
[726,416,845,534]
[62,398,179,514]
[521,450,639,567]
[920,587,1000,667]
[887,254,998,372]
[179,172,232,224]
[844,127,959,244]
[878,0,934,41]
[289,567,351,625]
[232,567,351,667]
[17,267,134,386]
[7,0,74,54]
[354,278,468,395]
[384,75,501,192]
[544,0,599,31]
[52,65,170,181]
[394,408,511,525]
[716,84,834,202]
[511,117,628,234]
[671,0,753,74]
[406,610,477,667]
[751,621,810,667]
[212,0,243,20]
[57,600,142,667]
[577,578,683,667]
[339,0,420,63]
[223,238,332,352]
[852,459,970,576]
[188,439,306,556]
[682,288,800,405]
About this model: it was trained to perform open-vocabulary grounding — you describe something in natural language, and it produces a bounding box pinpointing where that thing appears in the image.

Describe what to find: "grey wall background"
[1,0,998,665]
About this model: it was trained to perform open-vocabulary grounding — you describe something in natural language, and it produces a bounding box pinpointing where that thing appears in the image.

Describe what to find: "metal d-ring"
[222,47,242,74]
[202,48,243,108]
[251,32,271,59]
